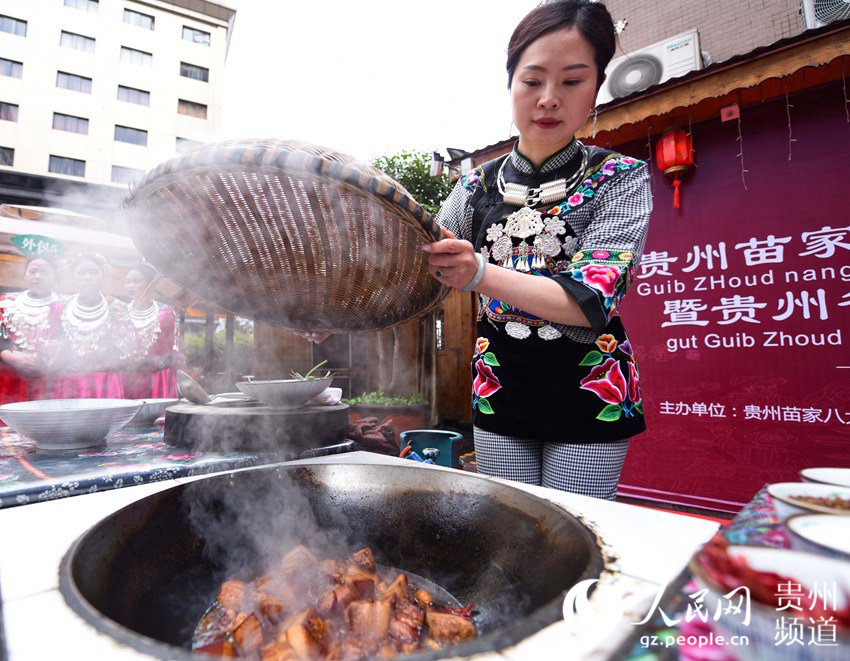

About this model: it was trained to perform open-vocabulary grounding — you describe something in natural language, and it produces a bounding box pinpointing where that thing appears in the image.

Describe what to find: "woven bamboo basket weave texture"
[124,140,448,332]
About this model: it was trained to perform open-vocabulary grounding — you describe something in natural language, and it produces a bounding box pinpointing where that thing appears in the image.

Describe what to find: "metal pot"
[60,463,604,659]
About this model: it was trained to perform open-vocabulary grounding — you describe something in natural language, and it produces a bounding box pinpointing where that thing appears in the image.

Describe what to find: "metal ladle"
[176,370,218,405]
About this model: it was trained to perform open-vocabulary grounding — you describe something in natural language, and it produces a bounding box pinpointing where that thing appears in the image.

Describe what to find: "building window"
[49,155,86,177]
[123,9,154,30]
[0,102,19,122]
[182,26,210,46]
[0,58,22,78]
[117,85,150,106]
[180,62,209,83]
[176,137,204,153]
[60,31,95,53]
[64,0,99,12]
[0,146,13,166]
[120,46,152,66]
[112,165,143,184]
[53,113,89,134]
[178,99,207,119]
[114,125,147,146]
[0,15,27,37]
[57,71,93,94]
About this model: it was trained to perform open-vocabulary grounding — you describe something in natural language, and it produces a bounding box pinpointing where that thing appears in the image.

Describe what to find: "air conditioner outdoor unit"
[596,29,702,106]
[802,0,850,28]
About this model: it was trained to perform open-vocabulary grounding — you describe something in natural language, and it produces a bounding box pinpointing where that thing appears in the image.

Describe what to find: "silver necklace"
[17,291,57,309]
[497,142,589,207]
[489,143,589,273]
[129,301,162,357]
[129,301,159,329]
[65,295,108,328]
[62,295,110,359]
[2,291,58,351]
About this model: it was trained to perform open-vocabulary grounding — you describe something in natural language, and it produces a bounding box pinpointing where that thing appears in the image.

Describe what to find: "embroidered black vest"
[462,146,647,443]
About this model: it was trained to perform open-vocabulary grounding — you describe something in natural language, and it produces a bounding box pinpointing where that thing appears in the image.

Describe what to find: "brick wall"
[602,0,806,64]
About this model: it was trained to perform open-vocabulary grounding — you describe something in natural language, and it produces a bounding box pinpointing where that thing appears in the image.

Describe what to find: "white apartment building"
[0,0,235,186]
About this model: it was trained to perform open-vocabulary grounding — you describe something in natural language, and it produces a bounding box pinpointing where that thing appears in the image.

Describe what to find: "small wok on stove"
[60,463,604,659]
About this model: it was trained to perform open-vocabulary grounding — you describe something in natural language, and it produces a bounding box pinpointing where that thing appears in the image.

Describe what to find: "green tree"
[369,151,453,399]
[371,150,453,217]
[184,329,253,374]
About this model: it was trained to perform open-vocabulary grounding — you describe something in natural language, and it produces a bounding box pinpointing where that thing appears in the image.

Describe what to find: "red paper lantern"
[655,129,694,209]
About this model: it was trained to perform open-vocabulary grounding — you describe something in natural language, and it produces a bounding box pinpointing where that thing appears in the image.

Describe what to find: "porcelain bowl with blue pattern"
[786,513,850,560]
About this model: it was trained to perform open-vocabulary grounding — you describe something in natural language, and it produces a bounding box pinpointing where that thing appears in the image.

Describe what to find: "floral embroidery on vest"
[471,337,500,414]
[462,167,486,192]
[568,250,636,322]
[478,153,643,340]
[578,335,643,422]
[542,155,642,219]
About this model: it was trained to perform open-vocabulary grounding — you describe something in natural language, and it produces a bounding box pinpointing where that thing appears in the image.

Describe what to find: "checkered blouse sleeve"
[434,174,477,242]
[552,160,653,335]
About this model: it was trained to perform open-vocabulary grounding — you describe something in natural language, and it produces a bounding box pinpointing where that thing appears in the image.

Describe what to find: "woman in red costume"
[49,253,134,398]
[0,257,63,403]
[121,263,182,399]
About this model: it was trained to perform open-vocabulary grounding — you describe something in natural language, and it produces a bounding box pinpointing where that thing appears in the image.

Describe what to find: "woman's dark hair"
[68,252,109,273]
[127,262,157,283]
[24,255,58,275]
[506,0,616,91]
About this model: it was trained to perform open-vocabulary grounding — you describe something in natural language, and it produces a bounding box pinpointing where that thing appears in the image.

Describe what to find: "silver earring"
[591,108,598,139]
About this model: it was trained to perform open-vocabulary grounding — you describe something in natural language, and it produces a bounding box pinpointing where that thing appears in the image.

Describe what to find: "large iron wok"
[59,463,604,659]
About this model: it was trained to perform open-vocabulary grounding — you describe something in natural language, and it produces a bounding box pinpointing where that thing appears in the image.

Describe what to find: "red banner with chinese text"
[617,83,850,511]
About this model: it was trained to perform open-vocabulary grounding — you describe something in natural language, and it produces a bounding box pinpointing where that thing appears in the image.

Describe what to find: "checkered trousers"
[473,427,629,501]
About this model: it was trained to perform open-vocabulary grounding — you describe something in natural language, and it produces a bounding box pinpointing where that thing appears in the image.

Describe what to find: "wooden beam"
[224,312,235,386]
[203,309,215,386]
[578,31,850,140]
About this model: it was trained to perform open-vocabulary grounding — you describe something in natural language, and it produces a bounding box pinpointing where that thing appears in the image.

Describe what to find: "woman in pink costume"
[48,254,134,398]
[0,257,63,403]
[121,263,182,399]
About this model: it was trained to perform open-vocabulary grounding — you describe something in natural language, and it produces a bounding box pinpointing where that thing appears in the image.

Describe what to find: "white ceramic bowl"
[767,482,850,522]
[0,398,143,451]
[129,398,181,425]
[800,467,850,488]
[786,513,850,560]
[235,377,332,409]
[692,545,850,660]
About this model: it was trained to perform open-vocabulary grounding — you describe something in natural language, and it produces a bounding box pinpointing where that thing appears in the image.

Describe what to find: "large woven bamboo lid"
[124,139,447,332]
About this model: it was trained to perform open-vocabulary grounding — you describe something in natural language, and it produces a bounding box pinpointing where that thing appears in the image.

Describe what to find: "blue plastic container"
[399,429,463,469]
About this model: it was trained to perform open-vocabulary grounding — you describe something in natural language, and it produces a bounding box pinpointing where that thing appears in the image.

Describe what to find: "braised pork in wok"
[193,545,477,659]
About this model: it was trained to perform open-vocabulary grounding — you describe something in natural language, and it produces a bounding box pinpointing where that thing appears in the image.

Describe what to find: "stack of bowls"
[691,545,850,660]
[764,469,850,562]
[689,472,850,658]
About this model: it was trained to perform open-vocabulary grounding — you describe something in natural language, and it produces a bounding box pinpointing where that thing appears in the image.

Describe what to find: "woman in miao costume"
[424,1,652,500]
[121,263,182,399]
[48,253,134,399]
[0,257,63,403]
